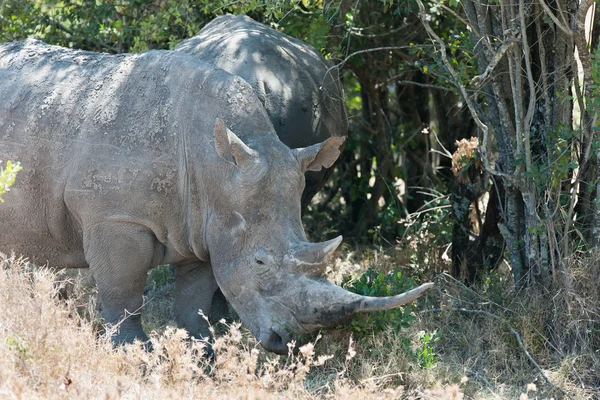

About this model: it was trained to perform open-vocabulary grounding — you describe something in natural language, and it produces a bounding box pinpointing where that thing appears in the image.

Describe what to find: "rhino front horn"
[301,278,434,328]
[352,282,435,312]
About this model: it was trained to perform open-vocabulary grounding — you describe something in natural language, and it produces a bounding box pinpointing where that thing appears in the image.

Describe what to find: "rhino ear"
[214,118,259,168]
[294,136,346,172]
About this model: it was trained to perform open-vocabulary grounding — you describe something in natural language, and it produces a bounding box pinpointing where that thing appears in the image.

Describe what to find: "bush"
[343,268,417,336]
[0,160,21,202]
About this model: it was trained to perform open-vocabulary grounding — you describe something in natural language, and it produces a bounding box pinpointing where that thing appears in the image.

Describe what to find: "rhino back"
[0,39,273,266]
[175,14,347,149]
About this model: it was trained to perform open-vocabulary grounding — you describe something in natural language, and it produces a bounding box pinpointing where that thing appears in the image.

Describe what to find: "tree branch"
[470,36,519,88]
[538,0,574,37]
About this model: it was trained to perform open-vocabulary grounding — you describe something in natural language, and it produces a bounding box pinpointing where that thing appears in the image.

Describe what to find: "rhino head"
[205,118,433,354]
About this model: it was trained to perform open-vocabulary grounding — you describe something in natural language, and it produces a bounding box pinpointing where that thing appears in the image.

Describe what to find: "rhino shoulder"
[176,55,266,118]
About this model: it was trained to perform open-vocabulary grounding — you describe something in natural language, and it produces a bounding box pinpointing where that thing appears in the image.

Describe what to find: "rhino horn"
[292,236,342,276]
[349,282,435,312]
[304,279,434,325]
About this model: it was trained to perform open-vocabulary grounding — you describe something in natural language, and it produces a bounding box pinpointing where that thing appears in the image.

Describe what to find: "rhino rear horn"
[214,118,259,168]
[293,236,343,276]
[293,136,346,172]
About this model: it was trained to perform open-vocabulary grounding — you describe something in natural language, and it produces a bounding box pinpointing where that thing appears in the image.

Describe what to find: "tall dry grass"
[411,261,600,399]
[0,258,463,399]
[1,251,598,399]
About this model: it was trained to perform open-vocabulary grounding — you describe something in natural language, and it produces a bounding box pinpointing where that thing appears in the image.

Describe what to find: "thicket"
[1,0,600,397]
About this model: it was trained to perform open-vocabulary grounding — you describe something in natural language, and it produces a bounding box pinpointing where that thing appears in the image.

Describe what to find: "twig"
[433,1,483,42]
[435,272,512,312]
[322,45,422,86]
[466,369,501,399]
[431,130,453,159]
[470,38,518,88]
[379,78,453,92]
[360,372,403,384]
[349,24,412,38]
[538,0,573,37]
[407,204,451,219]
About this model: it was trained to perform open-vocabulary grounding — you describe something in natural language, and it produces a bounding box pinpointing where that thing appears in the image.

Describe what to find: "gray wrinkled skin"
[175,14,348,207]
[0,40,432,354]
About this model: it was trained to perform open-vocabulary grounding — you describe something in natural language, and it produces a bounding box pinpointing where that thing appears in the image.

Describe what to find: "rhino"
[0,39,432,354]
[175,15,351,317]
[175,14,348,208]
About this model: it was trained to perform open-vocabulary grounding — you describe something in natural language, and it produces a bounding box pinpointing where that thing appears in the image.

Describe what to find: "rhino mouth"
[259,326,290,355]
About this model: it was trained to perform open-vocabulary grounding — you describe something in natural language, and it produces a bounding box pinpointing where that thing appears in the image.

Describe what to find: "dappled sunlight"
[175,14,346,150]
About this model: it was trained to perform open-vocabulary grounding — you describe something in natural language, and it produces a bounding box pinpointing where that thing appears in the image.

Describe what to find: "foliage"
[343,268,417,336]
[0,0,208,52]
[146,264,175,291]
[340,264,439,369]
[0,160,21,202]
[0,1,331,54]
[198,0,330,51]
[410,330,439,369]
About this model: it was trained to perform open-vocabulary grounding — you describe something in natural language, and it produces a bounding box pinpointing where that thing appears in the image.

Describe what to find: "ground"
[0,251,597,399]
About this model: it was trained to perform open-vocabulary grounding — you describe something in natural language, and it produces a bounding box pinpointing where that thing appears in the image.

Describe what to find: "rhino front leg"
[174,262,219,340]
[84,222,158,345]
[210,289,229,324]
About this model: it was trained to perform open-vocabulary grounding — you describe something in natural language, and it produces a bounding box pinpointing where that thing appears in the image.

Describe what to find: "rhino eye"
[255,248,268,266]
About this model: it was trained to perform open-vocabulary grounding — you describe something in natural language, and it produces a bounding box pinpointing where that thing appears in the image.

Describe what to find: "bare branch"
[470,36,519,88]
[323,45,422,84]
[563,0,595,256]
[433,0,485,43]
[538,0,574,37]
[519,0,536,141]
[381,78,454,92]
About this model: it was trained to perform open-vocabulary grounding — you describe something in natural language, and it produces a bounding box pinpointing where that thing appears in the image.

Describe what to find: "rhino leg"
[84,222,156,345]
[174,261,219,341]
[209,289,229,324]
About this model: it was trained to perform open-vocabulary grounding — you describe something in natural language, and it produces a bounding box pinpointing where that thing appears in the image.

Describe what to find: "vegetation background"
[1,0,599,398]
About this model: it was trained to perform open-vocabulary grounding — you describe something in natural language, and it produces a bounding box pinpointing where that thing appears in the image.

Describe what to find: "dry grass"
[411,261,600,400]
[0,257,464,399]
[0,252,598,399]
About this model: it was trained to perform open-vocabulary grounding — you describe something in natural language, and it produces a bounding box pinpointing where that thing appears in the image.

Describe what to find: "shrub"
[343,268,417,336]
[0,160,21,202]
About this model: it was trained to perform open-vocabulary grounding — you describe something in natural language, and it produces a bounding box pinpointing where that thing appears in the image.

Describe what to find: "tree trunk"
[448,0,585,286]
